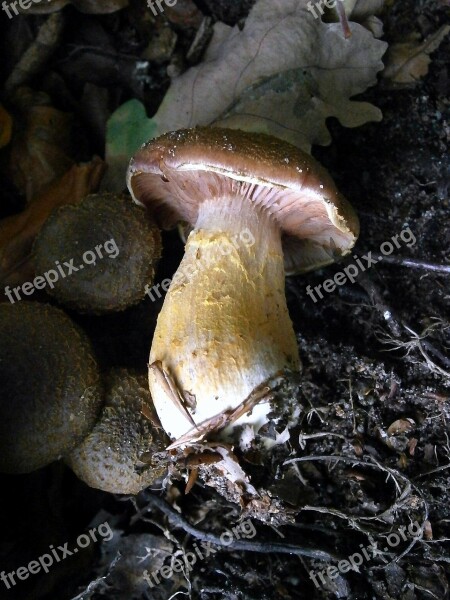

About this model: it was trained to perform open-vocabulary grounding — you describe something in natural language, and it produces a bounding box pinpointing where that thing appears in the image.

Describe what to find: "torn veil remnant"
[127,127,359,450]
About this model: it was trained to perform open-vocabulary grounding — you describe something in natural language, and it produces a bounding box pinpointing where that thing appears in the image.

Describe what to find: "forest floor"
[0,0,449,599]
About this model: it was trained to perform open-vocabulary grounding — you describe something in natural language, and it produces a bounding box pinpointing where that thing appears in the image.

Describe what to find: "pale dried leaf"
[105,0,387,190]
[150,0,388,151]
[382,26,450,87]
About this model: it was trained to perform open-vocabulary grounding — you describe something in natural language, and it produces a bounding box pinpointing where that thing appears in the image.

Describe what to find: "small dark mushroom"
[33,193,161,314]
[0,302,102,473]
[66,369,169,494]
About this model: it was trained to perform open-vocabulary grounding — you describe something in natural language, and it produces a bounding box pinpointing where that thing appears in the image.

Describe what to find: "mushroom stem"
[149,194,300,442]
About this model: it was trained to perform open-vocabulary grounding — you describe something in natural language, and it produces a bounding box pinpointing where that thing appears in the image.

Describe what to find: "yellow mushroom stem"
[149,194,300,442]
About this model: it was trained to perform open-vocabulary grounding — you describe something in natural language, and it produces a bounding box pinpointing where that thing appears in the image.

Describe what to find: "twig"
[357,273,449,377]
[380,322,450,379]
[70,553,121,600]
[284,455,428,528]
[413,463,450,480]
[374,255,450,275]
[357,271,402,337]
[298,431,346,451]
[421,339,450,371]
[138,493,339,561]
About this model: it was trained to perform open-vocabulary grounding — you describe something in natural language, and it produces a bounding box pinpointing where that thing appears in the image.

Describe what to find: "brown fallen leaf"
[5,13,64,96]
[9,102,74,202]
[0,105,12,149]
[382,25,450,87]
[0,158,106,292]
[387,418,416,436]
[164,0,204,29]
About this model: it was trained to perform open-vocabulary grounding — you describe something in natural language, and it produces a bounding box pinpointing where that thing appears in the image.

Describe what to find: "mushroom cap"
[67,369,168,495]
[0,302,102,474]
[33,193,162,314]
[127,127,359,273]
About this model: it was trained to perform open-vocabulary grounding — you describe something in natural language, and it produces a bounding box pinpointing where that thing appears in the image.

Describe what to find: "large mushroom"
[127,127,359,447]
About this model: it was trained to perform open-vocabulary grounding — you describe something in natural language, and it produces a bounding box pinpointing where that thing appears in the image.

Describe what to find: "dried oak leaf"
[147,0,388,150]
[0,158,105,291]
[382,26,450,87]
[105,0,387,187]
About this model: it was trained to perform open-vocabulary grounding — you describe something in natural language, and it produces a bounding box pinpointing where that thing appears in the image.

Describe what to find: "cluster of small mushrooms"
[0,302,168,494]
[0,126,359,506]
[0,193,166,494]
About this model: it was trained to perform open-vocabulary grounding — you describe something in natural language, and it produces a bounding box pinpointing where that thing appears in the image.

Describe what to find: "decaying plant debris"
[0,0,449,599]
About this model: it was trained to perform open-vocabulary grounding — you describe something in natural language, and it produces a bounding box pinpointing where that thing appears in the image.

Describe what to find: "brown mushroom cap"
[0,302,102,473]
[127,127,359,273]
[33,193,162,314]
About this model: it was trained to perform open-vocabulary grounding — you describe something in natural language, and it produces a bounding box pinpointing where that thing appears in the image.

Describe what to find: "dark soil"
[0,1,449,599]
